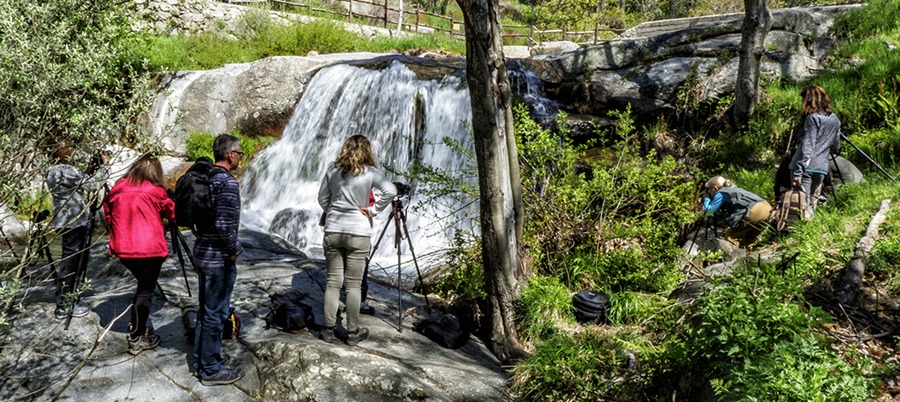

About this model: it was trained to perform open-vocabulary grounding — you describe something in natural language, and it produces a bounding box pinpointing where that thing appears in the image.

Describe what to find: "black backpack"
[174,157,216,232]
[413,314,469,349]
[265,294,315,332]
[572,290,611,325]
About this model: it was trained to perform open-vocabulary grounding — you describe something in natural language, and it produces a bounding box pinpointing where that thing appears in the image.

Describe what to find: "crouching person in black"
[192,134,245,386]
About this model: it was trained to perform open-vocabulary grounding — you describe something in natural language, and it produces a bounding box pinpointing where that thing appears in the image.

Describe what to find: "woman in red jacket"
[103,154,176,355]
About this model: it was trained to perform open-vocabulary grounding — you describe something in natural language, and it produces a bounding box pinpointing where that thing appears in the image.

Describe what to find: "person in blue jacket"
[701,176,772,248]
[789,85,841,217]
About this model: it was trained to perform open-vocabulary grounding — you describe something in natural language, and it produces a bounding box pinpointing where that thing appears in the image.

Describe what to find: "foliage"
[184,131,277,167]
[0,0,155,330]
[511,329,637,401]
[432,231,486,301]
[517,276,572,342]
[136,18,465,71]
[831,0,900,40]
[515,103,694,293]
[656,262,873,401]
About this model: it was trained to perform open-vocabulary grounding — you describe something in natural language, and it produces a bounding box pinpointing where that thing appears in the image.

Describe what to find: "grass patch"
[185,131,277,166]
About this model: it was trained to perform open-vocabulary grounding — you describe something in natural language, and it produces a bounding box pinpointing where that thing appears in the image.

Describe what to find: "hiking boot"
[319,327,339,344]
[359,301,375,315]
[127,333,161,355]
[55,304,90,320]
[192,354,235,376]
[346,327,369,346]
[200,366,245,386]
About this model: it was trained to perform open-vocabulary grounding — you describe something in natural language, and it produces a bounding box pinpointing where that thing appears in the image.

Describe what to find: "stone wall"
[132,0,399,39]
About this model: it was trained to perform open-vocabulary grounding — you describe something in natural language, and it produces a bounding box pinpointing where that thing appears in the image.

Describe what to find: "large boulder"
[521,5,860,116]
[145,53,390,155]
[1,229,509,402]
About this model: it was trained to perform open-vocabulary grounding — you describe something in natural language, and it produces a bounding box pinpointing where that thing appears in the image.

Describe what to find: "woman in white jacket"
[317,135,397,345]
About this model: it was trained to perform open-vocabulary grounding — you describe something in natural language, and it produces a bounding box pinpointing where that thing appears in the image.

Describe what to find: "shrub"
[517,276,572,342]
[656,262,873,401]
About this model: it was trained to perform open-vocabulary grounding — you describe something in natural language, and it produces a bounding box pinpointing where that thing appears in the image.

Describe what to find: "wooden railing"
[227,0,626,46]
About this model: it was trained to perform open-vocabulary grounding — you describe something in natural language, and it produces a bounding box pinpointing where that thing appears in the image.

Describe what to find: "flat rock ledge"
[1,230,509,401]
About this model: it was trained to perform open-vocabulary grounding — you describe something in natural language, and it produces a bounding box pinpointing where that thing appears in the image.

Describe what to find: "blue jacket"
[704,186,766,229]
[192,167,243,269]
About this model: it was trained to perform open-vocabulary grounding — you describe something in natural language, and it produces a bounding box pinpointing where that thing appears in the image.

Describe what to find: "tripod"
[369,197,428,333]
[168,221,194,297]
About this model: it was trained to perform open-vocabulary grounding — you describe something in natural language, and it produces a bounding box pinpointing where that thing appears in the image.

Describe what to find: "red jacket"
[103,179,176,258]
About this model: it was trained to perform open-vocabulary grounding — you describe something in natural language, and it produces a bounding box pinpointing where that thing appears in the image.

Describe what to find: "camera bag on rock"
[413,314,469,349]
[183,307,241,342]
[572,290,611,325]
[265,294,315,332]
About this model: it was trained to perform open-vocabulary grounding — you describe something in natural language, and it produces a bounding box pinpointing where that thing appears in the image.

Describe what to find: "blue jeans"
[193,258,237,376]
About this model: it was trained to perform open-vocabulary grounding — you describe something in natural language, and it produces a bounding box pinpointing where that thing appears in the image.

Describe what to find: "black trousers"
[121,257,166,338]
[56,226,87,309]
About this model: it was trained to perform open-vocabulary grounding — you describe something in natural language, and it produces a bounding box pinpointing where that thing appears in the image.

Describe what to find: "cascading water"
[242,56,555,278]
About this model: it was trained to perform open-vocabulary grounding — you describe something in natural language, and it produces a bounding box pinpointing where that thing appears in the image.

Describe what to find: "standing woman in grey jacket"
[317,135,397,345]
[789,85,842,217]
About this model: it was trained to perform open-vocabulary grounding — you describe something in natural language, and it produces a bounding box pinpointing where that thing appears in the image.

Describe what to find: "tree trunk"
[838,199,892,303]
[733,0,772,128]
[456,0,528,364]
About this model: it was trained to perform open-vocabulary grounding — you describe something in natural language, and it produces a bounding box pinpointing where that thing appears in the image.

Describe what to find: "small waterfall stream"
[241,57,555,277]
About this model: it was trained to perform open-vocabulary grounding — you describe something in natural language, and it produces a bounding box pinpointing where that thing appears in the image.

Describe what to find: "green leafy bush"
[515,104,694,293]
[512,330,637,401]
[658,263,873,401]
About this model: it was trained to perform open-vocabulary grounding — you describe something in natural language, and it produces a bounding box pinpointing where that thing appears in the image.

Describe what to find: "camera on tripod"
[393,182,411,197]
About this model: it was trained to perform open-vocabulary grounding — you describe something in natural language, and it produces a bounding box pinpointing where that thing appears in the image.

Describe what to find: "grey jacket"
[714,186,766,229]
[790,113,841,177]
[46,164,109,229]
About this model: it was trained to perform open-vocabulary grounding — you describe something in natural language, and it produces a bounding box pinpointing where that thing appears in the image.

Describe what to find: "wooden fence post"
[348,0,353,21]
[384,0,388,27]
[396,0,403,35]
[415,7,419,32]
[450,10,454,34]
[307,0,311,14]
[529,25,534,48]
[563,24,567,41]
[594,21,598,44]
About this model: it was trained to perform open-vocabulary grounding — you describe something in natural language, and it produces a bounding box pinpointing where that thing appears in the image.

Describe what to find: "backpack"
[174,157,216,232]
[413,314,469,349]
[767,186,809,232]
[184,307,240,342]
[223,307,241,340]
[265,294,315,332]
[572,290,611,325]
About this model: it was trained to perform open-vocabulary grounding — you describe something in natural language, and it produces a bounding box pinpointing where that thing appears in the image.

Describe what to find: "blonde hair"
[123,154,165,187]
[705,175,734,189]
[334,135,377,178]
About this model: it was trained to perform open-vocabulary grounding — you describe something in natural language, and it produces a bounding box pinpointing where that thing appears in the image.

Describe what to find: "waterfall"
[242,57,555,277]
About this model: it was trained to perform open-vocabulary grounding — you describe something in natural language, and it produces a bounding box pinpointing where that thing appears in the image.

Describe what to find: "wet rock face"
[268,208,312,249]
[1,229,509,402]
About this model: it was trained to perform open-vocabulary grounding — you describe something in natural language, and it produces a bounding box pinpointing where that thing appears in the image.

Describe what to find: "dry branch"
[838,199,891,303]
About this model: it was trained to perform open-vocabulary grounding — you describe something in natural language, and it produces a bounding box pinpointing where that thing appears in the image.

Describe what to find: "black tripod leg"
[394,206,404,332]
[398,214,428,307]
[170,224,192,297]
[828,153,842,203]
[156,282,169,302]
